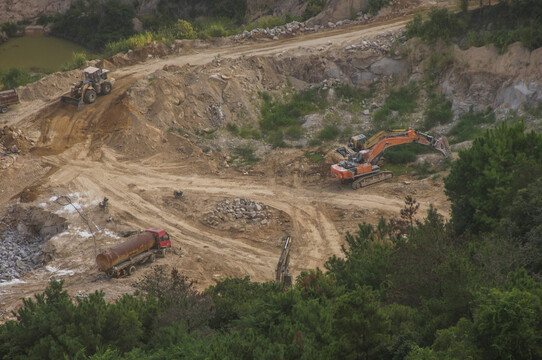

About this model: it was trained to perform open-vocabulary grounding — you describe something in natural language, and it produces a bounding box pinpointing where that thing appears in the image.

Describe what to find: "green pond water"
[0,34,89,73]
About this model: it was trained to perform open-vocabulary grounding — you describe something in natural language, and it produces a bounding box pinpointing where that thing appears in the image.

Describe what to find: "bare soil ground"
[0,1,453,321]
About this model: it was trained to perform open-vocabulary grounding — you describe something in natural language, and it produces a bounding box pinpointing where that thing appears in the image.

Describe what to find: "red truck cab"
[145,228,171,249]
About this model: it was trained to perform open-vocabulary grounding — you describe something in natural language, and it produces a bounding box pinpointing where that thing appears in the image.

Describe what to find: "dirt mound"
[17,70,79,103]
[0,126,33,154]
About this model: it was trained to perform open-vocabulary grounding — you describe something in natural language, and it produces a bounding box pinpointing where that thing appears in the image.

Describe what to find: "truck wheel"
[149,254,156,263]
[83,89,97,104]
[0,106,7,114]
[160,248,167,257]
[101,82,112,95]
[128,265,136,275]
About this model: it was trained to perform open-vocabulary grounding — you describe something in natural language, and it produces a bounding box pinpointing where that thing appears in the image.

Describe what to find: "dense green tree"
[445,122,542,235]
[52,0,135,50]
[330,285,390,359]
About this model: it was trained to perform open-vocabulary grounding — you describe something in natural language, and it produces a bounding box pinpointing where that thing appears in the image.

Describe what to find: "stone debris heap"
[0,205,64,283]
[0,229,54,282]
[203,198,270,226]
[232,15,374,42]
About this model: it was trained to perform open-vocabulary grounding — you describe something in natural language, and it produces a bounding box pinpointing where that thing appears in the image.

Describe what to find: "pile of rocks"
[232,15,373,42]
[345,30,405,54]
[203,198,270,226]
[0,229,54,282]
[0,205,65,283]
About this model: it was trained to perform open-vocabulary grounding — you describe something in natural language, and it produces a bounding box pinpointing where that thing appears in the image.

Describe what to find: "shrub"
[317,124,341,141]
[60,52,88,71]
[0,22,23,37]
[373,84,419,127]
[226,123,239,135]
[448,108,495,143]
[259,88,327,147]
[335,84,374,104]
[303,0,326,20]
[233,143,259,165]
[239,126,260,139]
[384,143,433,165]
[517,20,542,51]
[0,68,41,89]
[304,151,325,163]
[51,0,136,50]
[176,19,197,39]
[367,0,392,15]
[406,9,466,44]
[424,95,452,129]
[245,16,289,32]
[445,122,542,235]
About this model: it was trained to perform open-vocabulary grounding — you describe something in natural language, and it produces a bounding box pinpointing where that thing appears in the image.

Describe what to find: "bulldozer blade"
[60,95,84,110]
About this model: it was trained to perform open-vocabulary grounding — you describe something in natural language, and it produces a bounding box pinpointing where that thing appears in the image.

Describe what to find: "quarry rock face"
[0,0,73,23]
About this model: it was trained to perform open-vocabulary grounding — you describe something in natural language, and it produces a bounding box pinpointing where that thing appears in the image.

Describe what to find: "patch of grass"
[384,143,434,165]
[194,17,240,39]
[381,163,411,177]
[412,162,438,179]
[373,84,419,129]
[335,84,374,104]
[239,126,260,139]
[244,15,295,31]
[423,95,453,129]
[226,123,239,135]
[259,88,328,147]
[448,108,496,143]
[524,102,542,118]
[304,151,325,163]
[316,124,341,142]
[168,127,185,136]
[233,143,260,165]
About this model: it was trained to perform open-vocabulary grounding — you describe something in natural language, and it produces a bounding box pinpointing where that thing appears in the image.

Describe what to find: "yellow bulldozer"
[61,67,113,110]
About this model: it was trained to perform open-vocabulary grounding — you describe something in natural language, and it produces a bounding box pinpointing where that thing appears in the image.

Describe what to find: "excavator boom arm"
[365,129,451,164]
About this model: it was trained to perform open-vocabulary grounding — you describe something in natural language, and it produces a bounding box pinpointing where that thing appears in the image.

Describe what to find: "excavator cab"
[349,150,368,164]
[348,134,367,152]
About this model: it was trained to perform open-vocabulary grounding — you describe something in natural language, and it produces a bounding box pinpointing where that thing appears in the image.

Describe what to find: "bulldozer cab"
[83,66,108,84]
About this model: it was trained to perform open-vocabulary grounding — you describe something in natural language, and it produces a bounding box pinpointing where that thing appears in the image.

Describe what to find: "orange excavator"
[331,129,451,189]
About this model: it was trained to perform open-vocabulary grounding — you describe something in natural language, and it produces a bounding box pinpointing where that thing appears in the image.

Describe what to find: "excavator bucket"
[434,136,452,158]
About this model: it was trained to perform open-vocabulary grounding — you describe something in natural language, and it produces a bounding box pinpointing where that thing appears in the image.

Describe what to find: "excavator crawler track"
[351,171,393,190]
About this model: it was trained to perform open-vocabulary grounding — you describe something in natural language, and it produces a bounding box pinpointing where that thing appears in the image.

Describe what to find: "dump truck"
[96,228,171,277]
[61,66,113,110]
[0,89,20,114]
